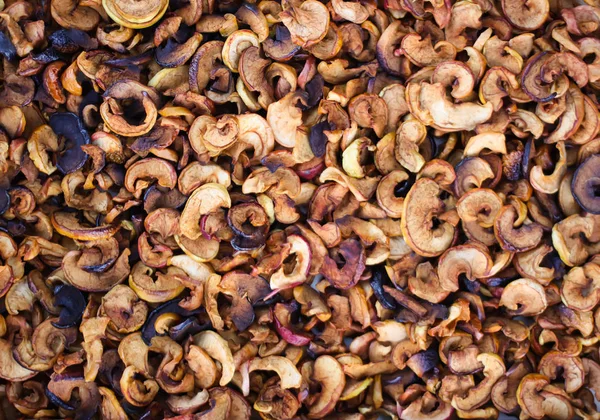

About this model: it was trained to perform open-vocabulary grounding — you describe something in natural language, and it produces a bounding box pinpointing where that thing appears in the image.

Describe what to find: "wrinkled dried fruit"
[1,0,599,418]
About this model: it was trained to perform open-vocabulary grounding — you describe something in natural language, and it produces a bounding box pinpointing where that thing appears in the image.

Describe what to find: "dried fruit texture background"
[0,0,600,418]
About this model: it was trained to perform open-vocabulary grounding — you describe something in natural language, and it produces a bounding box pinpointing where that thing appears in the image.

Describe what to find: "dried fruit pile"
[1,0,600,418]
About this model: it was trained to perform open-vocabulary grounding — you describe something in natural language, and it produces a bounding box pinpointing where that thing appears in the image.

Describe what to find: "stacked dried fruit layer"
[1,0,600,418]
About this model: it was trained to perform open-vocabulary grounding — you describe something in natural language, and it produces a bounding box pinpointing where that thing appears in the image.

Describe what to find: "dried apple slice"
[193,331,235,386]
[307,355,345,418]
[102,0,169,29]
